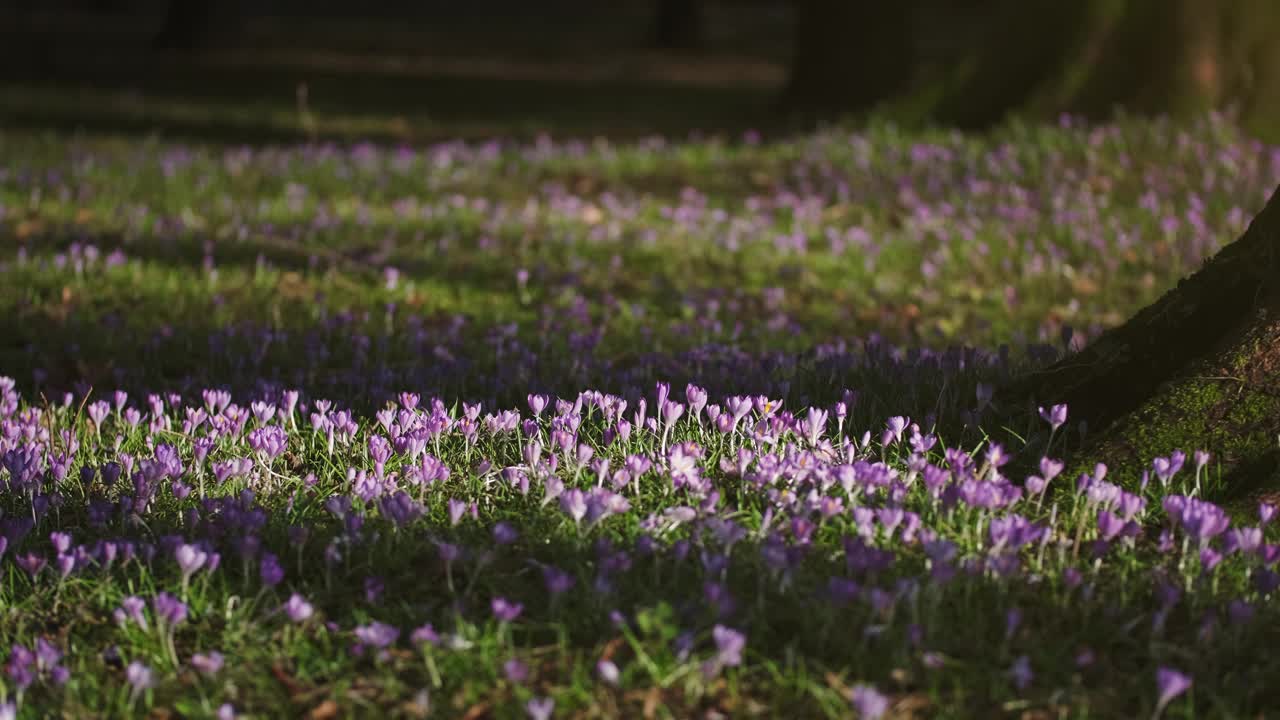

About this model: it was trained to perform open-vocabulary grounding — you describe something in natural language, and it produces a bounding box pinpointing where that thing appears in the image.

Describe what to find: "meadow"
[1,112,1279,718]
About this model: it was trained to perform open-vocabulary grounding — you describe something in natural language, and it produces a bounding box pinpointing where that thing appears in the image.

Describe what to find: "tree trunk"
[933,0,1280,137]
[650,0,706,51]
[153,0,221,51]
[999,185,1280,504]
[784,0,915,114]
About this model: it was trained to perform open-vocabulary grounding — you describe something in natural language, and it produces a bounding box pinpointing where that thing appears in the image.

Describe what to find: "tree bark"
[650,0,706,51]
[784,0,915,114]
[788,0,1280,136]
[1002,185,1280,430]
[153,0,223,51]
[934,0,1280,136]
[999,185,1280,503]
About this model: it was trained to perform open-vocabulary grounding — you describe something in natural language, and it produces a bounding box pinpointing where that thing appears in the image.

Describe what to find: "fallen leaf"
[643,687,661,719]
[271,664,305,699]
[306,699,339,720]
[599,636,624,662]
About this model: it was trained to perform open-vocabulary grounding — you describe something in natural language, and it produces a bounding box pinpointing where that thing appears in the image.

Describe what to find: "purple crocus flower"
[175,543,208,584]
[5,645,35,690]
[1164,495,1230,543]
[1038,404,1068,431]
[542,565,575,596]
[661,400,684,429]
[1152,452,1186,486]
[1194,450,1211,472]
[260,552,284,587]
[1155,667,1192,713]
[685,384,708,423]
[1199,547,1223,572]
[448,498,469,527]
[378,491,424,529]
[803,407,828,446]
[491,597,524,623]
[115,596,149,631]
[596,659,620,686]
[1096,509,1127,543]
[1260,502,1277,526]
[410,624,440,647]
[849,684,890,719]
[284,593,315,623]
[153,592,188,627]
[1224,526,1264,556]
[190,651,224,676]
[527,394,549,418]
[126,660,153,691]
[354,621,400,649]
[525,696,555,720]
[559,489,588,525]
[1008,655,1033,691]
[712,625,745,668]
[15,552,46,578]
[503,658,530,684]
[493,521,519,545]
[49,532,72,554]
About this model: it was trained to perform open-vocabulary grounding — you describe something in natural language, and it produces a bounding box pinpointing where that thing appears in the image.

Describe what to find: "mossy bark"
[925,0,1280,138]
[1000,185,1280,509]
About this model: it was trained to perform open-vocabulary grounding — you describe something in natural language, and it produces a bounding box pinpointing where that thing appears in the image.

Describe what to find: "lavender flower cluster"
[0,371,1271,715]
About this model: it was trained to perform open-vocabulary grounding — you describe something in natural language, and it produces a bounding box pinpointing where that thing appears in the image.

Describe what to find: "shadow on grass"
[0,254,1005,448]
[0,49,788,146]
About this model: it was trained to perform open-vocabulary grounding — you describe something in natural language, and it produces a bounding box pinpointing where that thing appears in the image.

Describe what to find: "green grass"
[0,113,1279,718]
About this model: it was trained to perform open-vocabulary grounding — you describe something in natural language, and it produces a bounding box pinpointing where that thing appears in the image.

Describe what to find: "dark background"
[0,1,1275,143]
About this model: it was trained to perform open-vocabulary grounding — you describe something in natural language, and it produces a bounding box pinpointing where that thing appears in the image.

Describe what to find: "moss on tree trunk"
[999,185,1280,512]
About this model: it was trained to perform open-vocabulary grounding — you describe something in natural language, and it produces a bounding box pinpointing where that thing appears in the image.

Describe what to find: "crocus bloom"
[503,658,529,684]
[1007,655,1033,691]
[1038,404,1068,431]
[116,596,149,631]
[596,659,620,686]
[559,489,588,524]
[527,394,549,418]
[411,624,440,647]
[712,625,745,667]
[525,696,554,720]
[448,498,468,526]
[260,552,285,587]
[492,521,519,545]
[153,592,188,627]
[1155,667,1192,713]
[191,651,224,676]
[542,566,575,595]
[354,622,400,649]
[491,597,524,623]
[126,661,153,691]
[49,532,72,554]
[849,684,890,719]
[284,593,314,623]
[1261,502,1277,526]
[175,544,208,583]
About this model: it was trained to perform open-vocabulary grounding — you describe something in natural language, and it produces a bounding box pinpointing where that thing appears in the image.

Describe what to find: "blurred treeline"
[1,0,1276,140]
